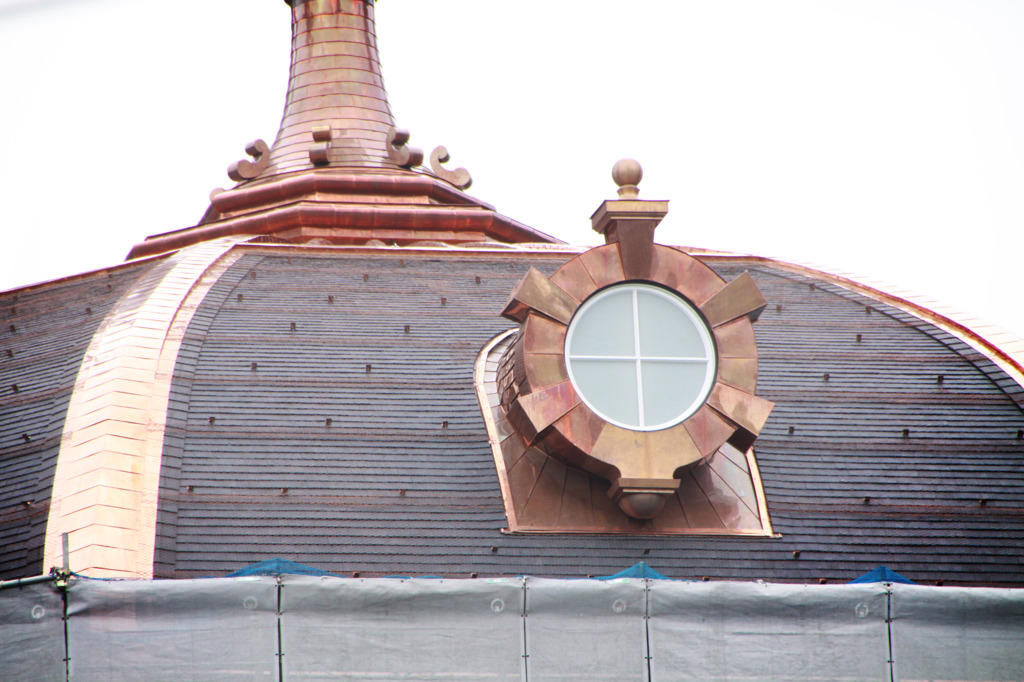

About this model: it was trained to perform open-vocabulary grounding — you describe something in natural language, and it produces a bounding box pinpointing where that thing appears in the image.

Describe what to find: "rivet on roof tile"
[187,485,194,493]
[491,546,498,553]
[823,373,830,382]
[937,375,944,384]
[365,364,372,373]
[935,580,943,587]
[352,572,360,578]
[978,499,988,507]
[902,428,910,438]
[470,573,478,579]
[326,418,332,427]
[9,325,15,333]
[10,306,16,315]
[22,434,30,442]
[809,283,816,291]
[819,578,827,584]
[363,274,369,282]
[404,325,411,333]
[208,416,216,425]
[702,576,710,582]
[442,420,449,429]
[1017,430,1023,441]
[862,496,871,504]
[792,550,800,559]
[11,384,18,393]
[441,297,447,305]
[251,362,258,371]
[250,271,257,279]
[399,259,404,267]
[776,304,782,313]
[281,488,288,495]
[85,307,92,315]
[856,333,862,343]
[475,276,481,284]
[290,322,297,332]
[788,426,795,435]
[865,306,872,315]
[5,349,12,357]
[399,489,406,497]
[107,284,112,291]
[327,295,334,304]
[21,500,32,508]
[643,548,650,556]
[237,294,244,302]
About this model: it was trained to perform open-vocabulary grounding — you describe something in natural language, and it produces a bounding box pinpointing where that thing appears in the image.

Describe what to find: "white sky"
[1,0,1022,338]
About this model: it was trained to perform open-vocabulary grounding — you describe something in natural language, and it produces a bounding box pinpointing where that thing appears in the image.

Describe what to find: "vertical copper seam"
[745,448,776,536]
[671,486,693,528]
[474,329,521,532]
[705,456,760,519]
[520,456,554,521]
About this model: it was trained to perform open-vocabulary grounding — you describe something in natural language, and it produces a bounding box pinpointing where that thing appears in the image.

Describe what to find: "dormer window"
[565,283,716,431]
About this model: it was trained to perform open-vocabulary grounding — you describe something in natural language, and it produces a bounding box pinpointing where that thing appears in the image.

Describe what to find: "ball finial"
[612,159,643,199]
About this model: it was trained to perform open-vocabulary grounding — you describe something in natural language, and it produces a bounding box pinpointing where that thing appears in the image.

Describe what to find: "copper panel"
[558,467,596,528]
[649,246,726,307]
[522,352,568,393]
[616,222,658,280]
[676,474,726,529]
[590,422,701,485]
[517,457,568,527]
[706,449,760,519]
[700,271,769,327]
[500,432,528,471]
[649,489,691,531]
[550,402,607,461]
[523,313,568,355]
[718,357,758,392]
[692,456,762,530]
[589,475,629,530]
[718,442,750,473]
[514,380,580,438]
[507,448,547,517]
[501,267,577,325]
[683,406,736,459]
[549,256,600,304]
[577,244,625,290]
[713,317,758,359]
[708,384,774,438]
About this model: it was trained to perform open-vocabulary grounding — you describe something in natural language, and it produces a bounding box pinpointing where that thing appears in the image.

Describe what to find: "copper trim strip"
[474,329,521,532]
[42,238,248,578]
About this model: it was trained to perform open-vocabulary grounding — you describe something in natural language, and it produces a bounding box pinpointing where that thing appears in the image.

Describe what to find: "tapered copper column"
[260,0,398,177]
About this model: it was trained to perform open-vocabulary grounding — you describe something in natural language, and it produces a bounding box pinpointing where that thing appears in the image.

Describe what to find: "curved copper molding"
[42,239,248,578]
[499,242,774,520]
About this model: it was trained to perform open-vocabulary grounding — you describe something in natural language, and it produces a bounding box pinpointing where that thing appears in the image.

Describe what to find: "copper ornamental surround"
[490,161,774,526]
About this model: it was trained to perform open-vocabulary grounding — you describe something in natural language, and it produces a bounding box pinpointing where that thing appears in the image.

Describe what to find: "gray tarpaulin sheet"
[524,577,648,681]
[0,581,66,682]
[64,576,278,681]
[890,583,1024,682]
[648,581,891,681]
[4,576,1024,681]
[280,575,523,680]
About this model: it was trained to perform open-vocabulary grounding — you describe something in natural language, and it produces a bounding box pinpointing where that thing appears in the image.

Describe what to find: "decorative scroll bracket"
[309,126,333,166]
[386,127,424,168]
[227,139,270,183]
[430,146,473,190]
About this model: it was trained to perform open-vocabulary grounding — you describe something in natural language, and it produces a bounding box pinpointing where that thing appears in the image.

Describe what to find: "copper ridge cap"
[241,0,397,178]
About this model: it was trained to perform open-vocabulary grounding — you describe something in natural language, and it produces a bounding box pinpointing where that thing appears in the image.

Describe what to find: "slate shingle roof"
[0,263,155,579]
[146,250,1024,585]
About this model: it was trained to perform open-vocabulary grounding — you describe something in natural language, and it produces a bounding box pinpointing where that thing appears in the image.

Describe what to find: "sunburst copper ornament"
[499,160,773,520]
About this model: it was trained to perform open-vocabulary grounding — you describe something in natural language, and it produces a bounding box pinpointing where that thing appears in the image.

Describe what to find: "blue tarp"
[596,561,670,580]
[849,566,915,584]
[225,558,340,578]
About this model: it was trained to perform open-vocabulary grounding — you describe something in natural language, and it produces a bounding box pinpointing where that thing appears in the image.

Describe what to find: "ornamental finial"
[612,158,643,199]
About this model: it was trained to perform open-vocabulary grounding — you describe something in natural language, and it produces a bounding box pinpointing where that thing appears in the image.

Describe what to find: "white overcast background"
[1,0,1022,338]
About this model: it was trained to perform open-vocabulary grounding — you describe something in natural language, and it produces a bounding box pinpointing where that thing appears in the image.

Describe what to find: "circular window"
[564,283,716,431]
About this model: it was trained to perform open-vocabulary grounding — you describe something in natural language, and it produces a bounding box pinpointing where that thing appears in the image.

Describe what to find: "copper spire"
[261,0,399,175]
[126,0,560,260]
